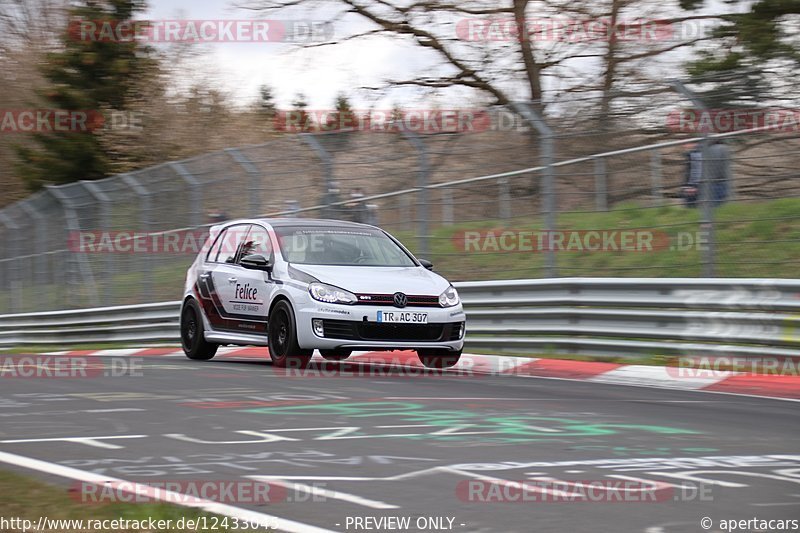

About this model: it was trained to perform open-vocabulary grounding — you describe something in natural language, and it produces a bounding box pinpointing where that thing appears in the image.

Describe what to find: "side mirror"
[419,259,434,271]
[241,254,272,272]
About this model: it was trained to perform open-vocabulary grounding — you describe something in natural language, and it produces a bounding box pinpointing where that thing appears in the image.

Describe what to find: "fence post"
[46,186,100,307]
[728,148,736,202]
[19,200,49,307]
[499,178,511,221]
[225,149,261,218]
[593,157,608,211]
[301,134,336,218]
[401,130,430,258]
[672,80,716,277]
[121,174,153,303]
[170,162,204,227]
[79,181,114,307]
[441,188,454,226]
[511,102,557,277]
[650,149,663,206]
[0,213,22,313]
[400,195,413,231]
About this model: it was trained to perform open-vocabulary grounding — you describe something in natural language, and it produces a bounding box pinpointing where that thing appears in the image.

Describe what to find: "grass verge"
[0,470,269,532]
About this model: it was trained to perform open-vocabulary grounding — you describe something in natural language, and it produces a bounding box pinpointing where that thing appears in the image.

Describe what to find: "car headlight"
[438,285,460,307]
[309,282,357,305]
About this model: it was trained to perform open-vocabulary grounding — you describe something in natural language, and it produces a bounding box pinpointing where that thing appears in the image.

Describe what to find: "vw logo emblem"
[392,292,408,308]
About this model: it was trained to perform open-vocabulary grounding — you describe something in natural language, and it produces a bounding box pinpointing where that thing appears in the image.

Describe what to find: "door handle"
[228,277,238,283]
[199,273,210,279]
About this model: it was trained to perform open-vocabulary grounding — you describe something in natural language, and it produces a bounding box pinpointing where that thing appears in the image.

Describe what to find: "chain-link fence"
[1,77,798,313]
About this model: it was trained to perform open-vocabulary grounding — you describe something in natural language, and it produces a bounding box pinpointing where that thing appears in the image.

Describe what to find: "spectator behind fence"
[682,142,702,208]
[708,139,730,207]
[681,140,730,208]
[207,207,229,223]
[344,187,367,223]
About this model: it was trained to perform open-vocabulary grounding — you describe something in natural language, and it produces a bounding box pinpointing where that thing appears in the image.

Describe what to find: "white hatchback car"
[180,218,466,368]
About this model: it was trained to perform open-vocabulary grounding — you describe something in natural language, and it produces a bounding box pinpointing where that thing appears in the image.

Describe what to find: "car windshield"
[274,226,417,267]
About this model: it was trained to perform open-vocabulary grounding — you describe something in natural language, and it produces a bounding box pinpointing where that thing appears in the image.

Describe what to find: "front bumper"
[295,301,466,351]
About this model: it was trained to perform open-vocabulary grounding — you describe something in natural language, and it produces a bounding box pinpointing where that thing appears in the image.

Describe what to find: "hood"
[290,265,451,295]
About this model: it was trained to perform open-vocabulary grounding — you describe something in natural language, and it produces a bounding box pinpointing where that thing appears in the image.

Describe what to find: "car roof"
[224,218,377,230]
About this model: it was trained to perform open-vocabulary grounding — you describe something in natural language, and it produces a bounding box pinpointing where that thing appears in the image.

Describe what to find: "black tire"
[319,349,352,361]
[181,299,218,360]
[268,300,313,368]
[417,348,462,369]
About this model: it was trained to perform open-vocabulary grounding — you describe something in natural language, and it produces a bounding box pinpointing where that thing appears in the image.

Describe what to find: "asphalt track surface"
[0,351,798,533]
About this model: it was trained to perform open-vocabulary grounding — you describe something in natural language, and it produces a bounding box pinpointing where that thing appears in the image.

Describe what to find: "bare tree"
[240,0,721,114]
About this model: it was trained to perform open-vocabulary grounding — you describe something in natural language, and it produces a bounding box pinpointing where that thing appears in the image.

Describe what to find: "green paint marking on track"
[243,401,699,442]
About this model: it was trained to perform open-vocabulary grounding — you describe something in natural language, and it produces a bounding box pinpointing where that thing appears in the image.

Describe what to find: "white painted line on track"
[249,477,399,510]
[92,349,148,357]
[0,435,147,449]
[515,372,800,403]
[588,364,730,390]
[587,365,728,390]
[0,450,336,533]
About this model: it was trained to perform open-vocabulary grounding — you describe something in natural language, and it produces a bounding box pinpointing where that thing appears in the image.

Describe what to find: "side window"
[217,224,250,264]
[206,228,227,263]
[238,225,273,263]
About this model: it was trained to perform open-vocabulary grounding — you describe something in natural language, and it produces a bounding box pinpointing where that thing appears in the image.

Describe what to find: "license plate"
[377,311,428,324]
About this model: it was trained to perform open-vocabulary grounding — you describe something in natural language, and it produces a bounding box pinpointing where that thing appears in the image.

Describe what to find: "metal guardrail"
[459,278,800,358]
[1,278,799,359]
[0,302,181,346]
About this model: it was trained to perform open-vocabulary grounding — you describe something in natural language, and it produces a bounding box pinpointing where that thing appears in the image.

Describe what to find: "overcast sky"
[144,0,737,109]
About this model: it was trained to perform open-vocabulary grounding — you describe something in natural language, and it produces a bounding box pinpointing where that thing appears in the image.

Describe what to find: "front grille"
[359,322,444,341]
[321,319,462,342]
[355,294,441,307]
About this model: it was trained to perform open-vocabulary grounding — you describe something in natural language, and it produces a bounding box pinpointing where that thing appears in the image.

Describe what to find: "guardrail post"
[170,163,204,227]
[672,80,716,277]
[650,149,663,206]
[301,134,337,218]
[225,149,261,217]
[46,186,100,307]
[401,130,430,258]
[511,102,557,277]
[593,157,608,211]
[121,174,153,303]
